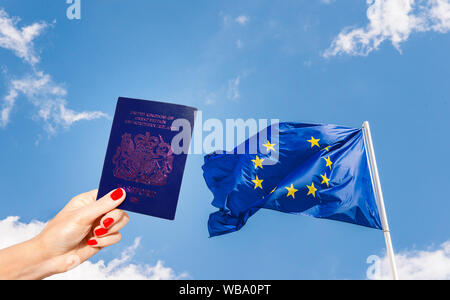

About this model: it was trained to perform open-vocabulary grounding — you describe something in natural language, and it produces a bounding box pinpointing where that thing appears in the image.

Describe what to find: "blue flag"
[203,122,382,237]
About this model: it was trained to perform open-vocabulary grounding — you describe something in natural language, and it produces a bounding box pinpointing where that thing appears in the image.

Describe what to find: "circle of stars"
[251,137,334,201]
[282,136,333,199]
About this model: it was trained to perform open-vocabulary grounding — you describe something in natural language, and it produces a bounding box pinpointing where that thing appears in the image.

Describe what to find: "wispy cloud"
[235,15,250,25]
[0,8,107,136]
[0,216,187,280]
[202,90,218,105]
[368,240,450,280]
[200,73,247,105]
[0,8,50,65]
[221,14,250,26]
[1,71,107,134]
[227,75,241,101]
[324,0,450,57]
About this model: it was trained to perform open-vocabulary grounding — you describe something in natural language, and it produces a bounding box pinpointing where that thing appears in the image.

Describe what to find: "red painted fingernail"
[87,239,98,246]
[94,227,108,236]
[103,218,114,229]
[111,188,123,201]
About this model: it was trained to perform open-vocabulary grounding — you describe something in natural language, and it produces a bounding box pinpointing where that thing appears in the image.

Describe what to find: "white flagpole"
[362,121,399,280]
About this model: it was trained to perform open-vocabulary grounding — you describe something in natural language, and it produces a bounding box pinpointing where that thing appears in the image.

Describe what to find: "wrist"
[30,233,55,263]
[30,234,83,278]
[21,236,58,280]
[0,236,58,280]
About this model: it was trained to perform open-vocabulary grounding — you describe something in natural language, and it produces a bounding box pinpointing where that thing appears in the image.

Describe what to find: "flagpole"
[362,121,399,280]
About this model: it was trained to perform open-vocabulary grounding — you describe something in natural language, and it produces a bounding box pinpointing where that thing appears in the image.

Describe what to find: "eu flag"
[203,122,382,237]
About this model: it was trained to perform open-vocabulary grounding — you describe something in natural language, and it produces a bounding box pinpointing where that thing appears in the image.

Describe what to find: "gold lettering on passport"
[125,111,176,130]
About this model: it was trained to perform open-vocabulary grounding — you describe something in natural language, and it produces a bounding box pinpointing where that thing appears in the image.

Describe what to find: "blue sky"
[0,0,449,279]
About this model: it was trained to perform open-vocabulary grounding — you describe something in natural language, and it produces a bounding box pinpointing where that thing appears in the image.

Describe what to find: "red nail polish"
[87,239,98,246]
[111,188,123,201]
[95,228,108,236]
[103,218,114,229]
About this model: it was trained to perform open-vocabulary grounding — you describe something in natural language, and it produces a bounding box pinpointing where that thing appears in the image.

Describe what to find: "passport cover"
[97,97,197,220]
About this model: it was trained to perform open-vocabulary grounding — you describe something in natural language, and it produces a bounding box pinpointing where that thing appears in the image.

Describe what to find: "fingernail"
[111,188,123,201]
[87,239,98,246]
[103,218,114,229]
[94,228,108,237]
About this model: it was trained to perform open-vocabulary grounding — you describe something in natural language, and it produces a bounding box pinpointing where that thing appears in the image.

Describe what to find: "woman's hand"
[0,188,130,280]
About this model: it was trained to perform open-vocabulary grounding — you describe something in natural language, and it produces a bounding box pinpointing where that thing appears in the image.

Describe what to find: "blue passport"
[97,97,197,220]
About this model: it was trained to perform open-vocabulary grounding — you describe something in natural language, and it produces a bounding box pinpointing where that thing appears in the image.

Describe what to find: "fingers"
[87,233,122,248]
[106,214,129,234]
[100,209,129,230]
[78,188,126,224]
[93,210,129,237]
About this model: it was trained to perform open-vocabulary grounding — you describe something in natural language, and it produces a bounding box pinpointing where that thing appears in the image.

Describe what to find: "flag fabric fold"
[203,122,382,237]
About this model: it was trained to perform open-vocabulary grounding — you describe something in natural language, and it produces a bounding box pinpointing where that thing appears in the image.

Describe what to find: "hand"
[0,188,130,279]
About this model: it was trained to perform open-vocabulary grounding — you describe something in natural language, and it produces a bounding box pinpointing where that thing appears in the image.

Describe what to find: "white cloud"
[0,8,49,65]
[1,71,107,134]
[227,76,241,101]
[50,237,188,280]
[0,216,45,249]
[324,0,450,57]
[235,15,250,25]
[368,240,450,280]
[0,216,187,280]
[0,8,107,136]
[429,0,450,32]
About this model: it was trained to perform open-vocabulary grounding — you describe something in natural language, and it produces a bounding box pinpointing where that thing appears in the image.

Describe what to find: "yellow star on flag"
[320,173,330,187]
[251,156,265,169]
[263,141,276,153]
[270,187,277,194]
[307,182,317,198]
[252,176,263,189]
[307,136,320,148]
[323,146,330,152]
[285,184,298,199]
[323,156,333,169]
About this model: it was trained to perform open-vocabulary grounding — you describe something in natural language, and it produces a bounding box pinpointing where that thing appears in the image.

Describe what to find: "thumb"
[79,188,126,224]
